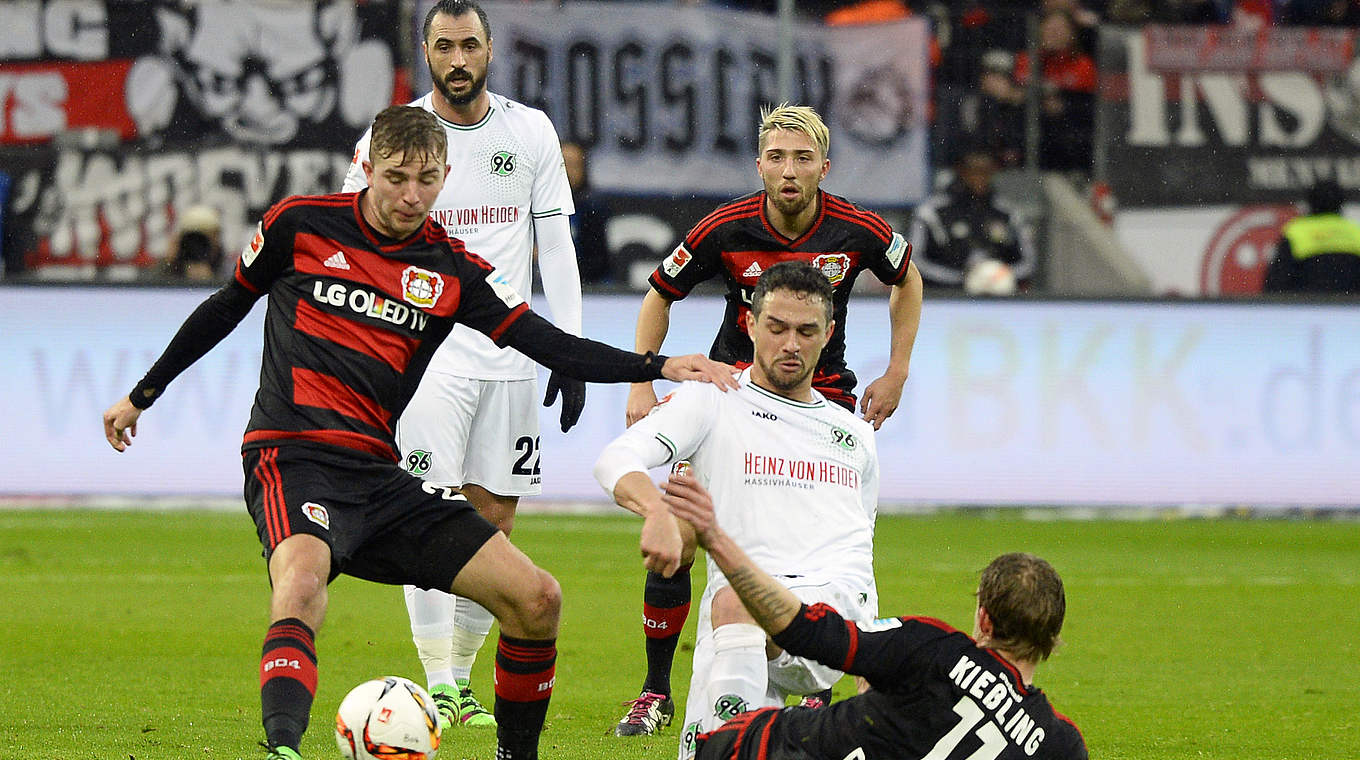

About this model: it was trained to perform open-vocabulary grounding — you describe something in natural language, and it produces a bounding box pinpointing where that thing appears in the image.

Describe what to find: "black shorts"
[242,444,499,591]
[695,707,783,760]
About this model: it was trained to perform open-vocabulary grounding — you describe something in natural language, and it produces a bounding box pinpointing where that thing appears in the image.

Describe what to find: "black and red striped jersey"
[727,603,1086,760]
[232,192,531,462]
[648,190,912,381]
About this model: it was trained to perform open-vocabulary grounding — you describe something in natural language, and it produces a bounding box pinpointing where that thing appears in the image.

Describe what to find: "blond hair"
[758,103,830,159]
[371,105,447,166]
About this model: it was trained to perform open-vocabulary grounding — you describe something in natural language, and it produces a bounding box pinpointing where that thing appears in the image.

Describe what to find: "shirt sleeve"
[865,223,913,287]
[772,604,956,689]
[592,383,717,494]
[647,218,724,301]
[535,207,582,336]
[128,279,262,408]
[232,201,298,296]
[340,128,373,193]
[448,244,666,382]
[530,111,575,218]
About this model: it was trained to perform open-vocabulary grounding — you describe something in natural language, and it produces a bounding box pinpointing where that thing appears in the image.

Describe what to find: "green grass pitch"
[1,509,1358,760]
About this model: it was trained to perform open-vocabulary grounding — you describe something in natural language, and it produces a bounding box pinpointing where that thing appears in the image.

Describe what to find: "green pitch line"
[0,510,1356,759]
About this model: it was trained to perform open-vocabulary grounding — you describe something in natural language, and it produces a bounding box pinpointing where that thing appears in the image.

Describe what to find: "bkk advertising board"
[4,288,1357,509]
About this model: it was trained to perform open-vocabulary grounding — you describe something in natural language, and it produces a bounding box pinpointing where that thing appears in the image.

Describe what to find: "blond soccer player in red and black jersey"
[664,473,1087,760]
[612,104,924,737]
[102,105,734,760]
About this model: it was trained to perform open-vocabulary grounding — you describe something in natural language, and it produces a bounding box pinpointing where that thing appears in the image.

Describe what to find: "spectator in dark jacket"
[908,145,1036,293]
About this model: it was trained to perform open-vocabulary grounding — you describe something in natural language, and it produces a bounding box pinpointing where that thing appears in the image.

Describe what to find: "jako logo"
[751,410,777,421]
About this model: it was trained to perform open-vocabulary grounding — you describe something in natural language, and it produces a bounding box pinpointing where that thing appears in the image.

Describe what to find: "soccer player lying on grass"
[662,472,1087,760]
[101,105,735,760]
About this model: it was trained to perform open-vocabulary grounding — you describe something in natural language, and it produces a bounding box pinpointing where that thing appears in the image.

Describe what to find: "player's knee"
[710,587,751,627]
[530,569,562,626]
[504,568,560,639]
[275,564,325,601]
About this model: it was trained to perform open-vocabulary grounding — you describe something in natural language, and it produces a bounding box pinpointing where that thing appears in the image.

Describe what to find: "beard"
[429,60,487,107]
[758,354,813,393]
[767,186,816,218]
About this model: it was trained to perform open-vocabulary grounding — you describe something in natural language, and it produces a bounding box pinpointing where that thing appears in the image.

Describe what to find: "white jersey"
[597,370,879,592]
[343,91,575,379]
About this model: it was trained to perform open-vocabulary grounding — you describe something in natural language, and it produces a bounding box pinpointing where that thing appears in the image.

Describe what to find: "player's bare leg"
[261,534,330,756]
[451,531,560,760]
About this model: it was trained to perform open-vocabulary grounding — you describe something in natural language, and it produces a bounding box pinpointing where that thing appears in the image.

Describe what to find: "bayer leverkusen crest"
[401,266,445,308]
[813,253,851,285]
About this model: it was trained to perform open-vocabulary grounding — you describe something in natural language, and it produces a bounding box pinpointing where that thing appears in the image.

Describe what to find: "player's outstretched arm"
[102,397,143,452]
[659,354,738,390]
[499,309,736,388]
[663,473,800,635]
[626,289,675,426]
[861,260,923,430]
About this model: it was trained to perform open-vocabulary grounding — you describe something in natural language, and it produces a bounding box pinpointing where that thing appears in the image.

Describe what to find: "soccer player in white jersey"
[594,261,881,760]
[341,0,582,730]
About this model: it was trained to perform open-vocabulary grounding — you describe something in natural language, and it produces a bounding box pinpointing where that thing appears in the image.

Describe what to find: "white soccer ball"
[963,258,1018,296]
[335,676,441,760]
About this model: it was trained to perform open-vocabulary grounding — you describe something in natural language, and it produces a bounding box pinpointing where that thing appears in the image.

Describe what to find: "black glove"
[543,371,587,432]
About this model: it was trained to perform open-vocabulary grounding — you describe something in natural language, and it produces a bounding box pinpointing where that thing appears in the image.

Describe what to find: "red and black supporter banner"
[1,0,409,277]
[1096,25,1360,207]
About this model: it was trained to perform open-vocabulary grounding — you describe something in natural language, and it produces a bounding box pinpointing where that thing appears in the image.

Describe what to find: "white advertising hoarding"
[2,287,1357,508]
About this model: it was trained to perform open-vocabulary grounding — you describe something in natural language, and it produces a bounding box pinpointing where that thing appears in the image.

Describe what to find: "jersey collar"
[741,368,827,409]
[427,91,497,131]
[760,188,828,249]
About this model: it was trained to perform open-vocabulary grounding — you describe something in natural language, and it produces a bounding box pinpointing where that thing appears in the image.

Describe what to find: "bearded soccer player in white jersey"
[594,261,881,760]
[342,0,582,730]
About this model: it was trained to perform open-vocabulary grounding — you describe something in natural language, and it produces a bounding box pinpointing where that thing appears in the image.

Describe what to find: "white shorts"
[677,574,877,760]
[395,373,542,497]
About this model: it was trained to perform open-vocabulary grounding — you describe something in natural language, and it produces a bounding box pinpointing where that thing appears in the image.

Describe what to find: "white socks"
[404,585,494,689]
[706,623,769,730]
[449,595,495,682]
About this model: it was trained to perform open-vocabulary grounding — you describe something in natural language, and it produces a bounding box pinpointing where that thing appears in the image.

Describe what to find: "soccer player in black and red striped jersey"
[613,104,924,736]
[101,105,735,760]
[663,473,1087,760]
